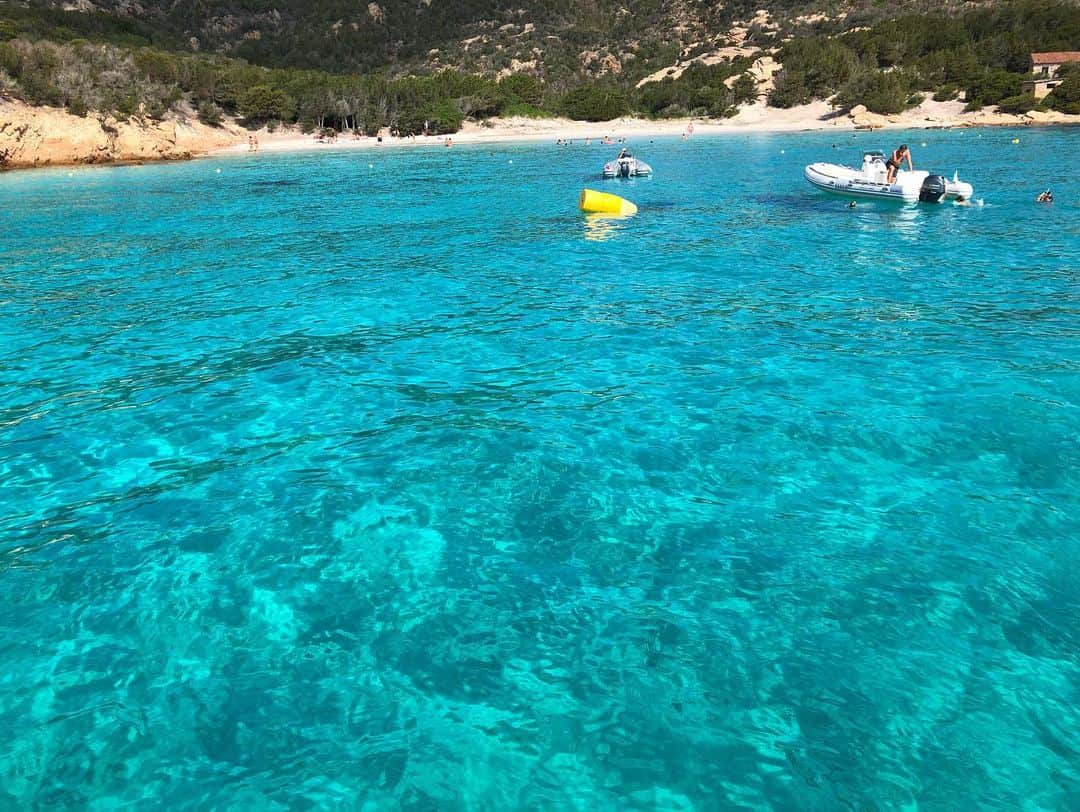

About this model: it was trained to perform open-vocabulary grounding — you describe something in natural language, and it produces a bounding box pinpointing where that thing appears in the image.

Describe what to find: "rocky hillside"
[0,0,1077,143]
[8,0,976,83]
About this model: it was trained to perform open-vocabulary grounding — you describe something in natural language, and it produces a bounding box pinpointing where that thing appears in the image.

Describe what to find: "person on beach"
[1036,189,1054,203]
[886,144,912,183]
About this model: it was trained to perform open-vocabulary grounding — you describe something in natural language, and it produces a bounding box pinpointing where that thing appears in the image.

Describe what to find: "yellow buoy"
[579,188,638,216]
[1012,138,1020,144]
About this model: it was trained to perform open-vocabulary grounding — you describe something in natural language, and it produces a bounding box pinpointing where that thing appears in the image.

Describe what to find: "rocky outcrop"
[580,49,623,77]
[844,100,1080,131]
[723,54,780,96]
[846,104,879,128]
[0,101,244,169]
[1018,108,1071,125]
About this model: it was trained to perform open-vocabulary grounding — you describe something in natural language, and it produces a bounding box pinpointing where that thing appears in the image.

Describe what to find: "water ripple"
[0,128,1078,808]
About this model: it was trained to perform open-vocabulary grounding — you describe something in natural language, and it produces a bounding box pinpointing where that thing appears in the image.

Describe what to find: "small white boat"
[603,149,652,179]
[805,151,973,203]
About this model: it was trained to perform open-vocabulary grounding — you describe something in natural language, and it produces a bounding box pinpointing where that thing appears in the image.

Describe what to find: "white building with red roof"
[1024,52,1080,99]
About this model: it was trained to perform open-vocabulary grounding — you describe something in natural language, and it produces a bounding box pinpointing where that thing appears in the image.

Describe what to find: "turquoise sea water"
[1,127,1078,809]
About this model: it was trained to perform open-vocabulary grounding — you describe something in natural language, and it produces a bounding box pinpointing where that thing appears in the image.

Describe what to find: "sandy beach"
[3,96,1077,170]
[217,99,1080,159]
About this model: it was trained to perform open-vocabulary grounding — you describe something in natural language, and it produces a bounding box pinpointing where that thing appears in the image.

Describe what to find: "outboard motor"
[919,174,947,203]
[618,160,631,178]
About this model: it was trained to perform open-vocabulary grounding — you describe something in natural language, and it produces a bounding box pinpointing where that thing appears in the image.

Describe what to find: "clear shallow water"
[1,127,1078,809]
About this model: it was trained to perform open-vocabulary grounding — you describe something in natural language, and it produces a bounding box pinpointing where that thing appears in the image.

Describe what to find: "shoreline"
[3,98,1079,172]
[216,99,1080,159]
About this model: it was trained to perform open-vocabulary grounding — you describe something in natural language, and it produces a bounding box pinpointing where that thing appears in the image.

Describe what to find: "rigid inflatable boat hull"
[804,160,974,203]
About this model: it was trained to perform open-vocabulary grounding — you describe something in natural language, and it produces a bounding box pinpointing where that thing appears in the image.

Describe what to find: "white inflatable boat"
[805,151,973,203]
[602,149,652,179]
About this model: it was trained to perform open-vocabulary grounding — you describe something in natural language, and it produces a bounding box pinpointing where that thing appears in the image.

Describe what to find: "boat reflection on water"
[847,198,922,241]
[583,211,633,242]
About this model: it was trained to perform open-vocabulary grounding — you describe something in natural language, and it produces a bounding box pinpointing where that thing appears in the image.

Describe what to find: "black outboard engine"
[618,160,631,178]
[919,174,947,203]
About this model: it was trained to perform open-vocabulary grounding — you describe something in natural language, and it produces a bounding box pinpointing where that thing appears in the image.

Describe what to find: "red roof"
[1032,52,1080,64]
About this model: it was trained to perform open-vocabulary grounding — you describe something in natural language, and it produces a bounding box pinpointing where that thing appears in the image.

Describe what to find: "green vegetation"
[0,0,1076,129]
[0,2,180,49]
[561,82,628,121]
[634,60,753,119]
[0,26,759,130]
[768,0,1080,113]
[0,35,540,130]
[1046,64,1080,114]
[771,38,858,107]
[197,100,223,126]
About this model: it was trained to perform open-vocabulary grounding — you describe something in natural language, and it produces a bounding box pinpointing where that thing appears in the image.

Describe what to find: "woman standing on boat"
[886,144,912,183]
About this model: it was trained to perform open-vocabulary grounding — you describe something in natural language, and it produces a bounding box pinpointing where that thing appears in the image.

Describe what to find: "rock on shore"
[847,100,1078,130]
[0,100,245,169]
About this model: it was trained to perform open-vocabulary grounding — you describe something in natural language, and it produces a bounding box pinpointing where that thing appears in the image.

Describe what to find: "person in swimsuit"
[886,144,912,183]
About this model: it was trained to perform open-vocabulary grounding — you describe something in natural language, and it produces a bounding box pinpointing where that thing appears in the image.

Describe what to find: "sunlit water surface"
[1,127,1078,809]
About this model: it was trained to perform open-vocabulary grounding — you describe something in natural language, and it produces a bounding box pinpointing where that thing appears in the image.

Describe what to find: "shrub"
[561,82,629,121]
[498,73,543,107]
[113,91,139,118]
[768,70,812,108]
[501,101,546,118]
[133,49,177,83]
[239,83,290,121]
[66,96,88,116]
[197,100,222,125]
[731,73,758,106]
[933,84,959,101]
[20,73,63,106]
[143,98,167,120]
[1045,74,1080,114]
[964,69,1022,110]
[0,42,18,74]
[775,37,858,98]
[996,93,1041,114]
[396,98,462,134]
[836,68,914,114]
